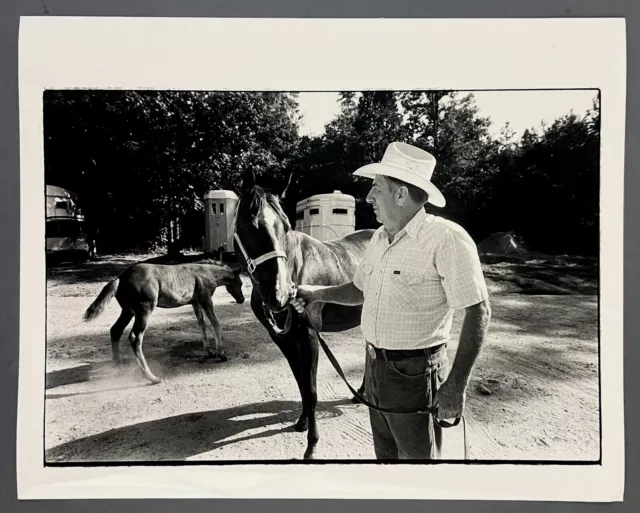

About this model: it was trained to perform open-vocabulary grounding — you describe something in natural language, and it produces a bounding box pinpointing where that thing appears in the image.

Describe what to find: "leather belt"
[366,341,445,362]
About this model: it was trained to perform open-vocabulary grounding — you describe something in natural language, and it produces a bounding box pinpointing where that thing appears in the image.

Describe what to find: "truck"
[46,185,90,261]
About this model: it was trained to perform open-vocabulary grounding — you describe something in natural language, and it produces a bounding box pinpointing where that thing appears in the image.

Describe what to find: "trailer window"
[332,208,348,215]
[211,203,217,215]
[46,219,84,238]
[310,208,319,215]
[296,211,304,220]
[219,203,225,214]
[55,201,69,210]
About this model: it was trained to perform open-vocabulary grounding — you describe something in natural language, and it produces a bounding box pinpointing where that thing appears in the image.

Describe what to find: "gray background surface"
[0,1,636,511]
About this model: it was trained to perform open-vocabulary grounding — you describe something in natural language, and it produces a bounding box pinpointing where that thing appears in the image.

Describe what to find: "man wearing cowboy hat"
[289,141,491,460]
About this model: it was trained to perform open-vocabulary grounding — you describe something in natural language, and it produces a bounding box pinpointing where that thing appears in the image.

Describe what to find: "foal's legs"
[192,303,215,357]
[202,298,227,362]
[110,309,133,363]
[128,305,161,384]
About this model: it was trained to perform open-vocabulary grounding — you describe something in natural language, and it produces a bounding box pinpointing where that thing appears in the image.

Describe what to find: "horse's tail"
[83,279,119,322]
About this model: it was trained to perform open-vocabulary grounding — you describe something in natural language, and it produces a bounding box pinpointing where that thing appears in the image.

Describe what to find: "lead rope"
[462,416,468,460]
[430,362,468,460]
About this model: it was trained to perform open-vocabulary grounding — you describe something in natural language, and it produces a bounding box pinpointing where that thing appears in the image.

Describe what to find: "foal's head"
[234,169,293,310]
[225,268,245,304]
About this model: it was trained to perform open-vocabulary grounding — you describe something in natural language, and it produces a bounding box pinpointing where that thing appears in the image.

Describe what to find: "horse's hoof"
[219,355,228,363]
[303,448,315,460]
[149,377,162,385]
[294,418,309,432]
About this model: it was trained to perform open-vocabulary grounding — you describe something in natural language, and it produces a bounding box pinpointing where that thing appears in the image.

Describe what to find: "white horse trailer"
[204,190,239,257]
[295,191,356,242]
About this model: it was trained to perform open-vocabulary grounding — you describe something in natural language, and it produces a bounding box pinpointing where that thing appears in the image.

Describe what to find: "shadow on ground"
[46,302,288,383]
[46,364,94,389]
[481,253,597,295]
[46,397,353,462]
[484,295,598,339]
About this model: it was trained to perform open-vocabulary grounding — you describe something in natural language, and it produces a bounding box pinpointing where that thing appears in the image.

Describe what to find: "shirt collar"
[378,207,430,242]
[403,207,428,239]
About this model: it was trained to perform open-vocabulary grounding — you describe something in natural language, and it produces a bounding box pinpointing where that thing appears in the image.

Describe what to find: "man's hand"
[433,379,466,420]
[434,300,491,420]
[288,282,365,312]
[288,285,320,314]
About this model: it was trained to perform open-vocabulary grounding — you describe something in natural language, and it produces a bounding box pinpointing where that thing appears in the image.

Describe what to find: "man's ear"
[395,185,409,206]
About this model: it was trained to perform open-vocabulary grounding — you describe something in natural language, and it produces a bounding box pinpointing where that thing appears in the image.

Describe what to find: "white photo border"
[18,16,626,501]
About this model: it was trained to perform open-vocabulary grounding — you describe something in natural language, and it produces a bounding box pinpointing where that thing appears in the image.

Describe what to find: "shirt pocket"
[361,264,374,296]
[387,269,427,311]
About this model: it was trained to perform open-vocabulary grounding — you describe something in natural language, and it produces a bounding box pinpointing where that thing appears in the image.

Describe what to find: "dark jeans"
[364,342,450,459]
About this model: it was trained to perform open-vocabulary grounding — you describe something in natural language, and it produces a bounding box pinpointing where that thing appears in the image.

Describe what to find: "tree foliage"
[44,91,299,252]
[44,89,600,256]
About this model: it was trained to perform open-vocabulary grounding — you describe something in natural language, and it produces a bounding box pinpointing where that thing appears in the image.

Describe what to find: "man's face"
[366,175,399,227]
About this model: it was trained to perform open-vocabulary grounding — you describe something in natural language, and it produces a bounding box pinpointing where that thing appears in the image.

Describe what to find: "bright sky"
[296,90,598,140]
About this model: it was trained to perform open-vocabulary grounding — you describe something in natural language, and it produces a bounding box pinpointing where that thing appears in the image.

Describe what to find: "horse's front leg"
[252,293,308,431]
[299,309,322,459]
[272,334,308,432]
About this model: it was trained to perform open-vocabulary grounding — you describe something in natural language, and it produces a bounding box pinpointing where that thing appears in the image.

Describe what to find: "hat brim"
[353,163,446,208]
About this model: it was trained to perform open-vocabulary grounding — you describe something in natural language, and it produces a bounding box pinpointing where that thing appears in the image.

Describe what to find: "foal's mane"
[237,185,292,231]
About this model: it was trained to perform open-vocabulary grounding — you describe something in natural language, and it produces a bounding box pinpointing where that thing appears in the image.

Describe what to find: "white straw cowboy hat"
[353,142,446,207]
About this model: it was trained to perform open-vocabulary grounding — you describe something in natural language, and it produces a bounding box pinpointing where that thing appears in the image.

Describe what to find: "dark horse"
[233,169,375,459]
[83,261,245,384]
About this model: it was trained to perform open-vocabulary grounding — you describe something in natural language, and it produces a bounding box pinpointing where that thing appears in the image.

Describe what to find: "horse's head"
[234,169,294,311]
[225,267,246,304]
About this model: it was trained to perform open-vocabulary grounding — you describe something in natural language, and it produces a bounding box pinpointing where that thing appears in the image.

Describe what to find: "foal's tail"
[83,279,119,322]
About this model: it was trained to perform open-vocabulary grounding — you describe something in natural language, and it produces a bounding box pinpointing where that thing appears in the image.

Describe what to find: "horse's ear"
[241,168,256,193]
[281,169,295,200]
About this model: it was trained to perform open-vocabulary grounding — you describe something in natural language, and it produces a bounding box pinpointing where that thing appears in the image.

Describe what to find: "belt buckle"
[367,343,377,360]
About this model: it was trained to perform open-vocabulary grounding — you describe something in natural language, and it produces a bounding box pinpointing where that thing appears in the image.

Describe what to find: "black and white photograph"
[17,17,625,501]
[42,87,601,464]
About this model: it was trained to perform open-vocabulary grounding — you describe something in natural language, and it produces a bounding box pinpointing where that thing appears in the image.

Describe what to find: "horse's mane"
[237,185,292,231]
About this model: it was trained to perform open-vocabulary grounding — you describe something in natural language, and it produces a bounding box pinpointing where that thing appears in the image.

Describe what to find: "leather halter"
[234,231,293,334]
[233,232,287,276]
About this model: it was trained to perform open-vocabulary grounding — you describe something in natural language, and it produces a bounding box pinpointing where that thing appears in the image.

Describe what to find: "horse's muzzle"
[266,281,295,312]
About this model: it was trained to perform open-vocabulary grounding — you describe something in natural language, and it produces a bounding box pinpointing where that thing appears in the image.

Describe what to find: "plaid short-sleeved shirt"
[353,208,489,350]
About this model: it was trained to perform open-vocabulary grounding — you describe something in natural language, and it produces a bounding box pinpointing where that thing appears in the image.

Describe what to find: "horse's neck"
[284,230,335,284]
[284,231,304,283]
[206,266,231,284]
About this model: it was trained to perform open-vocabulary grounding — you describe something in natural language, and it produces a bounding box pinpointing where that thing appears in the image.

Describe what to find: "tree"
[484,92,600,255]
[287,91,503,234]
[284,91,411,228]
[398,92,500,236]
[511,107,600,254]
[44,90,300,252]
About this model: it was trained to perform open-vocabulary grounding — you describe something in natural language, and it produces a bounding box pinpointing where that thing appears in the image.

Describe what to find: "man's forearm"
[446,299,491,388]
[311,282,364,306]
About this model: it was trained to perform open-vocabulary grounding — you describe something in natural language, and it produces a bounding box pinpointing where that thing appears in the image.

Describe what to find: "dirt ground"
[44,252,600,462]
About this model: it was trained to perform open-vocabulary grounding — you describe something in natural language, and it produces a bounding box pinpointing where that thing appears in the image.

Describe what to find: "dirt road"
[44,255,600,462]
